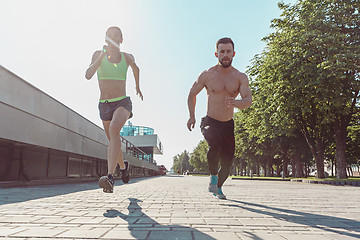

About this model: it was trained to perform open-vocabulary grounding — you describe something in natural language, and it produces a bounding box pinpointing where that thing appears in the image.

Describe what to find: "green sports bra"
[97,52,128,81]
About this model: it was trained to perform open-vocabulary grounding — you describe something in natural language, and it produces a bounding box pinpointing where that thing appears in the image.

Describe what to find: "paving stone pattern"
[0,175,359,240]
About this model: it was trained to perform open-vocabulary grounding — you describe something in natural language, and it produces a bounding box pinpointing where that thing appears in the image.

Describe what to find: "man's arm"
[127,54,143,101]
[187,71,207,131]
[235,73,252,109]
[225,73,252,109]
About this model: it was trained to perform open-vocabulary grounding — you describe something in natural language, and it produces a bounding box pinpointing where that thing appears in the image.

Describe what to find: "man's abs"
[207,96,234,122]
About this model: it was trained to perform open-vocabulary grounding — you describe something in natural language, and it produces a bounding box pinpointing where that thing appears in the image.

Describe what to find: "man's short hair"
[106,26,122,38]
[216,37,234,51]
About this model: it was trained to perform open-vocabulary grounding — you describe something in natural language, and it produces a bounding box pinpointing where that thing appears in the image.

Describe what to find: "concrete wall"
[0,65,159,184]
[0,65,108,159]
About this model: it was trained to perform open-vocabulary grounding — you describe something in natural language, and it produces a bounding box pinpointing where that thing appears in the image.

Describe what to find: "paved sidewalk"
[0,175,359,240]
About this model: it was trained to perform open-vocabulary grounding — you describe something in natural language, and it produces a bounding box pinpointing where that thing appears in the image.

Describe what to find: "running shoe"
[121,160,130,184]
[99,174,115,193]
[208,175,218,194]
[216,187,226,200]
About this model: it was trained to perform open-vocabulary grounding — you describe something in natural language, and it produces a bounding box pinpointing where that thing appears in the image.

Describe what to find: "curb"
[231,178,291,182]
[291,179,360,187]
[231,178,360,187]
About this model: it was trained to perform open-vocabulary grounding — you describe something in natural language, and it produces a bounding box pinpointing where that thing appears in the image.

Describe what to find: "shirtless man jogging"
[85,26,143,193]
[187,37,252,199]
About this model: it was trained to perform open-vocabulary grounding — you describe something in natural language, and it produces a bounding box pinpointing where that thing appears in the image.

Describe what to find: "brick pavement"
[0,175,359,240]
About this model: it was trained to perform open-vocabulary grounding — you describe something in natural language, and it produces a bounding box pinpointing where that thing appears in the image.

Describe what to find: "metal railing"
[120,136,156,165]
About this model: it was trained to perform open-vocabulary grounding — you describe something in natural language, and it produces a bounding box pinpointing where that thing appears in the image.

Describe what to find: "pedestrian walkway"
[0,175,359,240]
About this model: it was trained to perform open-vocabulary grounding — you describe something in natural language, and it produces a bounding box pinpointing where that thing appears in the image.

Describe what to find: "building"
[157,165,167,175]
[0,65,160,186]
[120,122,163,166]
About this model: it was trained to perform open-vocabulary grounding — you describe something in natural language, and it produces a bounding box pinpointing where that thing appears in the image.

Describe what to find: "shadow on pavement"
[104,198,216,240]
[0,177,149,206]
[223,199,360,239]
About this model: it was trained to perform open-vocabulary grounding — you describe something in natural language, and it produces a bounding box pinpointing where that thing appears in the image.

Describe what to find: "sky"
[0,0,296,170]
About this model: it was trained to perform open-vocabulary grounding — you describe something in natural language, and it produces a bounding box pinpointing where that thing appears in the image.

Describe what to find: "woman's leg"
[102,107,130,174]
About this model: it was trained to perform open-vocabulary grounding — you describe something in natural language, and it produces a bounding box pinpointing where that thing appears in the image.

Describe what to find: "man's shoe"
[208,175,218,194]
[99,174,114,193]
[121,160,130,184]
[216,187,226,200]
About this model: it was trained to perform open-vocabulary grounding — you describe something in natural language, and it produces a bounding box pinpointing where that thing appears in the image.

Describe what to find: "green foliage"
[241,0,360,179]
[178,0,360,179]
[347,112,360,164]
[172,150,193,174]
[189,140,209,173]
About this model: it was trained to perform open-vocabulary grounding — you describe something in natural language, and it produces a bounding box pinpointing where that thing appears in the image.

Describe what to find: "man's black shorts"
[200,115,235,157]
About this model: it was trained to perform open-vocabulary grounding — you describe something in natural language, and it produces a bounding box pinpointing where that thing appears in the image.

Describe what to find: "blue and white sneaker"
[216,187,226,200]
[99,174,115,193]
[208,175,218,194]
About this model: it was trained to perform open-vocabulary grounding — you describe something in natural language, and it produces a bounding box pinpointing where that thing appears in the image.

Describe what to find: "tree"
[346,112,360,169]
[172,154,181,174]
[189,140,209,173]
[272,0,360,178]
[243,0,360,178]
[172,150,193,174]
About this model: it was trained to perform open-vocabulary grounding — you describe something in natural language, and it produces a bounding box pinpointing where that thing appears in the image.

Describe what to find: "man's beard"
[219,58,232,68]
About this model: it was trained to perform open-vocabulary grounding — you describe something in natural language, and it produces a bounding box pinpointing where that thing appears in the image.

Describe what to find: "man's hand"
[136,87,143,101]
[225,96,235,108]
[187,117,196,131]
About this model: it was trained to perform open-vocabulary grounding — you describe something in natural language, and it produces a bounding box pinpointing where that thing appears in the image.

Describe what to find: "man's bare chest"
[206,76,240,95]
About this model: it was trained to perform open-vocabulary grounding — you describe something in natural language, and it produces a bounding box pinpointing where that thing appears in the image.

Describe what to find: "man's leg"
[204,128,222,194]
[217,156,233,188]
[216,126,235,199]
[207,144,221,193]
[207,146,221,176]
[215,152,233,199]
[201,117,222,194]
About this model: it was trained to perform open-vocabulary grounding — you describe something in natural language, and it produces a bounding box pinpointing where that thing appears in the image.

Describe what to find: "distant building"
[157,165,167,175]
[121,121,163,166]
[0,65,159,185]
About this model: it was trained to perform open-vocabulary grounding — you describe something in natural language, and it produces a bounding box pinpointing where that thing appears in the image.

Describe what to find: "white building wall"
[0,65,108,159]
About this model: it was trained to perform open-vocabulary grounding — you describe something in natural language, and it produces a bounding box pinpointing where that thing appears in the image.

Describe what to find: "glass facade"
[120,121,159,165]
[120,122,154,136]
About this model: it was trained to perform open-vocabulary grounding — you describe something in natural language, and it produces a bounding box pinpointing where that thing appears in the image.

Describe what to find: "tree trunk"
[276,164,281,177]
[299,125,325,178]
[291,162,295,177]
[304,162,308,177]
[293,152,304,178]
[265,158,272,177]
[255,162,260,176]
[239,159,245,176]
[334,116,348,179]
[314,147,325,179]
[283,158,288,177]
